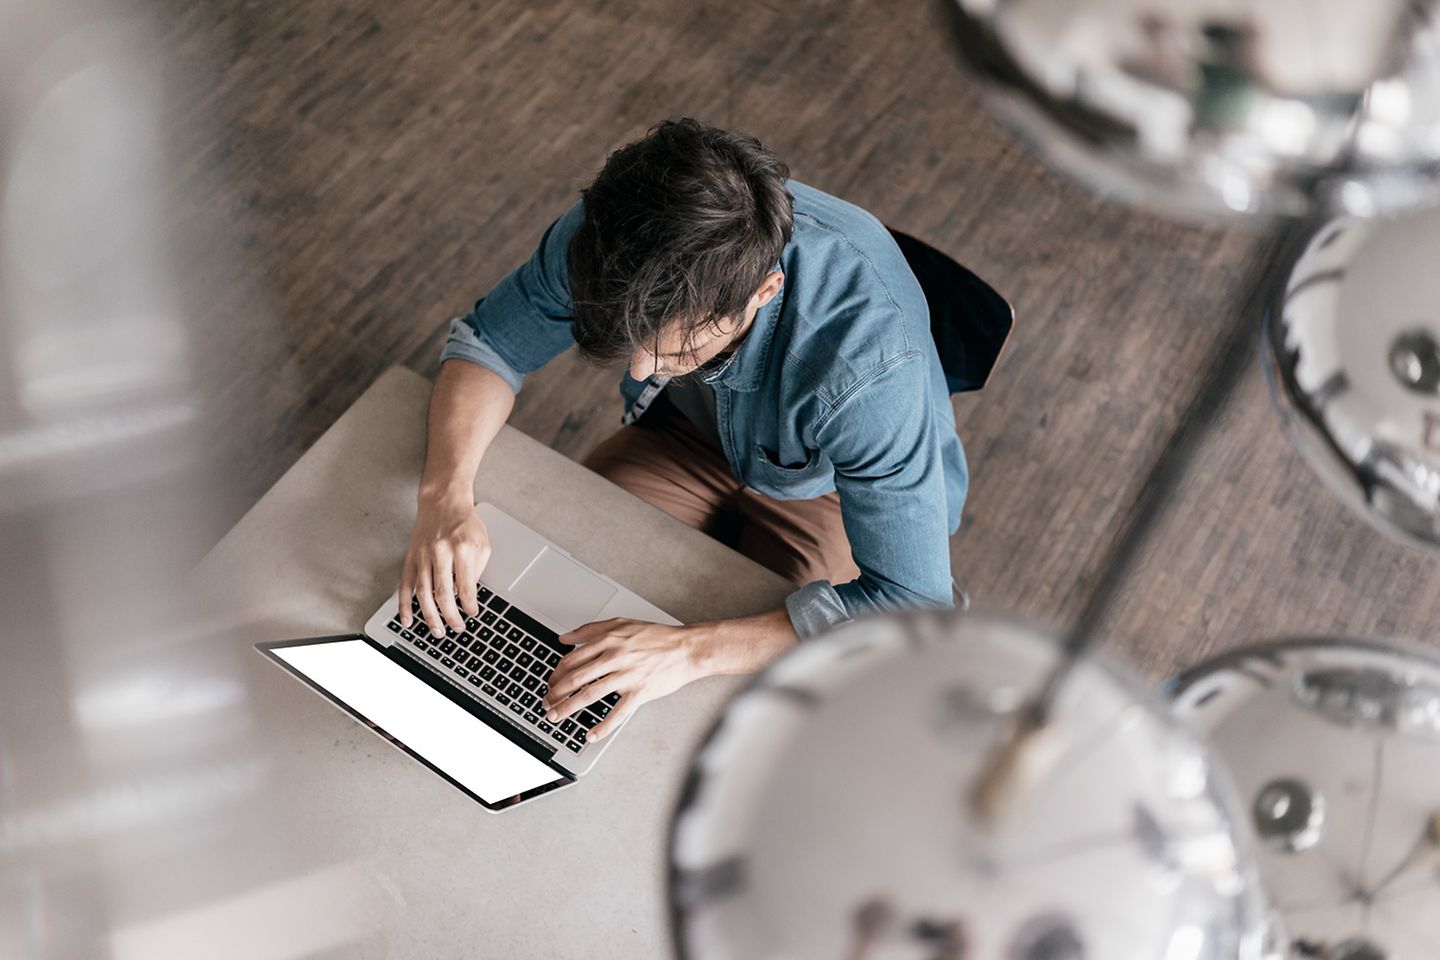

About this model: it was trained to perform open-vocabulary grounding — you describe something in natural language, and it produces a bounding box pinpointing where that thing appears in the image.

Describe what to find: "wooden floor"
[165,0,1440,676]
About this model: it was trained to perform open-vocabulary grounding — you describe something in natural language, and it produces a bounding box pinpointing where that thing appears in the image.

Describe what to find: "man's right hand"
[398,492,492,636]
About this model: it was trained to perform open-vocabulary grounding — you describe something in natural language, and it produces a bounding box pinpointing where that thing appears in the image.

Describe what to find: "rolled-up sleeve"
[439,198,586,391]
[784,353,961,638]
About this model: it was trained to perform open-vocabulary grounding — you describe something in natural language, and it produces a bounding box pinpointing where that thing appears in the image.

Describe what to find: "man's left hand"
[542,618,702,743]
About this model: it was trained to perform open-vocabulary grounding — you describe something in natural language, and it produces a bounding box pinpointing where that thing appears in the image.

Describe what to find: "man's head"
[568,118,794,380]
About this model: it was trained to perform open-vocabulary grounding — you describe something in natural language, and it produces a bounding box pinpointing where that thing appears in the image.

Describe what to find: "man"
[397,118,967,743]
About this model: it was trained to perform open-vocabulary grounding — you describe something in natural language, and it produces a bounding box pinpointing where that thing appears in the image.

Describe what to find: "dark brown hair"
[567,118,794,365]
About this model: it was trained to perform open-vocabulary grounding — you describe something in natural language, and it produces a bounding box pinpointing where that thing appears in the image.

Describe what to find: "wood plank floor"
[163,0,1440,677]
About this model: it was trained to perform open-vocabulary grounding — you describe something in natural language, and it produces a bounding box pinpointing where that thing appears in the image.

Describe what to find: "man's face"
[628,271,784,381]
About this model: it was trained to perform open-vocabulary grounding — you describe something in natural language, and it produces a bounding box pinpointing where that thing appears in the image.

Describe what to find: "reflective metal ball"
[949,0,1440,223]
[1266,206,1440,550]
[669,611,1273,959]
[1173,637,1440,959]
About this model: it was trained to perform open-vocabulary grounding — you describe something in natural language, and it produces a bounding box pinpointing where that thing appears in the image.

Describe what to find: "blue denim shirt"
[441,180,967,638]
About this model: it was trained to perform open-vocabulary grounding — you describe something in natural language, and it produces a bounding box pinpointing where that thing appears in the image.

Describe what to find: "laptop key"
[503,642,521,658]
[603,692,622,706]
[538,721,554,733]
[426,648,441,659]
[480,665,496,681]
[508,666,525,682]
[485,592,508,612]
[565,739,583,753]
[524,711,541,724]
[592,702,610,718]
[560,719,578,735]
[440,640,456,654]
[519,636,536,651]
[479,626,494,641]
[577,711,599,729]
[467,675,481,687]
[400,629,414,641]
[496,693,511,706]
[529,661,547,677]
[414,641,429,652]
[467,655,483,671]
[465,617,481,632]
[520,692,537,708]
[478,586,493,603]
[517,651,533,668]
[441,657,455,668]
[546,651,561,667]
[386,621,401,633]
[522,675,539,691]
[507,626,525,642]
[455,635,472,650]
[503,605,566,651]
[413,621,429,637]
[482,684,498,696]
[480,610,497,625]
[550,730,567,743]
[456,666,469,679]
[482,649,499,664]
[497,657,513,672]
[507,681,523,698]
[508,702,524,716]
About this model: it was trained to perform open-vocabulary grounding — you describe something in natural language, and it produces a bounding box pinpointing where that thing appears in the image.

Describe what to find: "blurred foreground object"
[1173,638,1440,959]
[669,611,1274,960]
[948,0,1440,223]
[1,2,389,956]
[1266,207,1440,550]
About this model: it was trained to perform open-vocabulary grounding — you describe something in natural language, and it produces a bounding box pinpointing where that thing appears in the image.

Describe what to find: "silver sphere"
[950,0,1440,223]
[1266,206,1440,550]
[669,611,1273,960]
[1173,637,1440,959]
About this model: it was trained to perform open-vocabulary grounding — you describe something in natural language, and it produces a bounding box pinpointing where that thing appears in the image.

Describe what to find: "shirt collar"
[699,260,785,393]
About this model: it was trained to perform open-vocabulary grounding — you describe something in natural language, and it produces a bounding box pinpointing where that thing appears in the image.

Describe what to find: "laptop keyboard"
[384,585,620,756]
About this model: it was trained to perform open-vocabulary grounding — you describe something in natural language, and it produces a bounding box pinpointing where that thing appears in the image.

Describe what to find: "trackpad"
[508,547,618,633]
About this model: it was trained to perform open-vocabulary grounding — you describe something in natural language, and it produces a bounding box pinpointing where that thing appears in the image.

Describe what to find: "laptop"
[256,503,680,812]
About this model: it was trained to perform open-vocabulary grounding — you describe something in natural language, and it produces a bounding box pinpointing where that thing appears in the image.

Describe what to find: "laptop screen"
[269,637,567,807]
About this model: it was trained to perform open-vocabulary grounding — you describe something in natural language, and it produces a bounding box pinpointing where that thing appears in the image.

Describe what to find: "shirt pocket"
[748,443,833,497]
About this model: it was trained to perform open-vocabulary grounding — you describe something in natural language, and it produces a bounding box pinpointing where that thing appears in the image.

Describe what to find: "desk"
[193,366,791,958]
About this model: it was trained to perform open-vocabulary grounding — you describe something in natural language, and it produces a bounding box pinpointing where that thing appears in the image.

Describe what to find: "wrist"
[682,610,796,678]
[417,476,473,509]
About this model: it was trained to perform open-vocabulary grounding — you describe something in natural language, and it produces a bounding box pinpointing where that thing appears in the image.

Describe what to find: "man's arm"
[398,359,515,636]
[398,199,586,631]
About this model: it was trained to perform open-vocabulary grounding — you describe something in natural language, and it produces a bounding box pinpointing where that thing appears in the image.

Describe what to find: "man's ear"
[754,270,785,308]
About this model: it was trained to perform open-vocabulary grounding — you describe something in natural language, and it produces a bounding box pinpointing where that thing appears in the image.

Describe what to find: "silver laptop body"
[361,502,679,777]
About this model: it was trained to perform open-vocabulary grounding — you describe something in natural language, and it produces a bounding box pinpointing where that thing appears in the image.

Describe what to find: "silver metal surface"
[670,610,1273,960]
[1266,207,1440,551]
[949,0,1440,224]
[1173,637,1440,958]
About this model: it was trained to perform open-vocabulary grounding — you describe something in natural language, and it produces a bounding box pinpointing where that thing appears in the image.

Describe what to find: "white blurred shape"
[74,672,244,731]
[109,864,400,960]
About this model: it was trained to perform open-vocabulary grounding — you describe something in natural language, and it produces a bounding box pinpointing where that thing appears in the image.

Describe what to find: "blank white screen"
[272,639,564,803]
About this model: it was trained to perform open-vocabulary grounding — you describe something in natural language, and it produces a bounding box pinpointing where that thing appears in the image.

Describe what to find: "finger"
[587,693,636,743]
[431,552,465,634]
[547,677,616,722]
[415,566,445,638]
[398,558,417,626]
[550,636,612,679]
[453,544,481,618]
[546,645,618,709]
